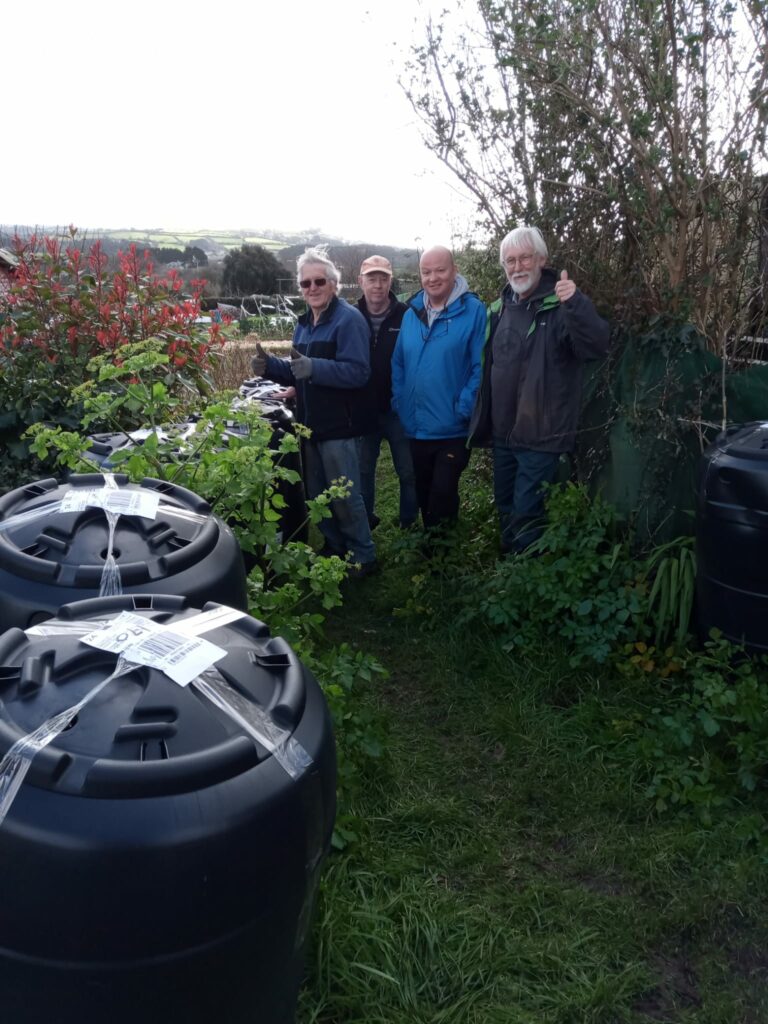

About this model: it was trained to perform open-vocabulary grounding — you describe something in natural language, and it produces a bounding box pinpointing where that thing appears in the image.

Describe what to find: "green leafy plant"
[618,633,768,825]
[28,339,386,829]
[641,535,696,647]
[306,643,388,848]
[455,483,648,666]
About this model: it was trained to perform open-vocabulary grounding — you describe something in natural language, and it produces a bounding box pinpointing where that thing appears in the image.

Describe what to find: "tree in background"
[149,246,209,267]
[403,0,768,352]
[222,244,287,295]
[151,246,185,264]
[182,245,208,267]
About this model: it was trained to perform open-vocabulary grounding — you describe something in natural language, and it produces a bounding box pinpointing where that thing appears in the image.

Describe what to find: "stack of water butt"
[0,472,336,1024]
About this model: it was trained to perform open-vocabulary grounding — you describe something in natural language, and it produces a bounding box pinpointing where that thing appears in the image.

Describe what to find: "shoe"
[368,513,381,531]
[346,559,379,579]
[318,543,345,558]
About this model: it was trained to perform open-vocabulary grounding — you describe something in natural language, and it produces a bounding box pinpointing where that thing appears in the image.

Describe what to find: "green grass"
[297,453,768,1023]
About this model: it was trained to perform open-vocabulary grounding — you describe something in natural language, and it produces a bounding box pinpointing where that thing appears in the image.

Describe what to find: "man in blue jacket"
[392,246,485,529]
[251,247,377,576]
[468,226,610,554]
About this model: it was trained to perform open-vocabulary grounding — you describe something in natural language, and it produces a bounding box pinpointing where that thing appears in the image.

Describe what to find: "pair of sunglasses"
[300,277,328,289]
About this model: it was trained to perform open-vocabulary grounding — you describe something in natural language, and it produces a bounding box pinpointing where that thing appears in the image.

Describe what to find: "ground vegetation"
[298,454,768,1024]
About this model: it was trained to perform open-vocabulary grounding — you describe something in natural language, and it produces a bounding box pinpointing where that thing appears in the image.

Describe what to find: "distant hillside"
[0,225,345,257]
[99,229,292,257]
[0,225,422,280]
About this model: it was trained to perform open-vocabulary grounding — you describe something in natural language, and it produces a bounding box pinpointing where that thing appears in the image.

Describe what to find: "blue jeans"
[493,446,561,552]
[360,410,418,527]
[303,437,376,563]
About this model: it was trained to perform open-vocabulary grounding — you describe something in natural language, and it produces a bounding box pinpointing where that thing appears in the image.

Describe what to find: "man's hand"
[555,269,577,303]
[250,342,269,377]
[291,346,313,381]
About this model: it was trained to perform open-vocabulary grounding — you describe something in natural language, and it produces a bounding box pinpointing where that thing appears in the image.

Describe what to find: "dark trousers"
[493,446,560,552]
[409,437,471,529]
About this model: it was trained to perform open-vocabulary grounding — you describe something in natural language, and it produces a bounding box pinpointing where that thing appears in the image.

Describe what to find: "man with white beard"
[468,225,610,554]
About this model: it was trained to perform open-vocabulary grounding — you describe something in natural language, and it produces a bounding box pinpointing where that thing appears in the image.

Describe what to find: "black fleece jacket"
[356,292,408,414]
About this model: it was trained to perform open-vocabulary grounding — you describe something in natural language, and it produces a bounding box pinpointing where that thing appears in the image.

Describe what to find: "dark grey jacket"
[468,268,610,452]
[356,292,408,414]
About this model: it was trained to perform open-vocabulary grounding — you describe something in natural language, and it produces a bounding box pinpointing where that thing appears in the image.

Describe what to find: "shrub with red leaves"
[0,228,223,485]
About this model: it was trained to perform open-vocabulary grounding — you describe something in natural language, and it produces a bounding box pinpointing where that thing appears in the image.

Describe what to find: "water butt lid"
[710,422,768,461]
[0,474,222,587]
[0,594,309,802]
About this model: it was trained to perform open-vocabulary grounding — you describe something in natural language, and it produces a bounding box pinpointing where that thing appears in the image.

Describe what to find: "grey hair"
[296,245,341,288]
[499,226,548,266]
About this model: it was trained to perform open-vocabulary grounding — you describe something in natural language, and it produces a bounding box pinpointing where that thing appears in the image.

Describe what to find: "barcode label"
[126,632,226,685]
[82,612,225,685]
[60,488,160,520]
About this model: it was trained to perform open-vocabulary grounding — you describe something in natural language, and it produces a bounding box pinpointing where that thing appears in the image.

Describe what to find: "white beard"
[511,272,534,295]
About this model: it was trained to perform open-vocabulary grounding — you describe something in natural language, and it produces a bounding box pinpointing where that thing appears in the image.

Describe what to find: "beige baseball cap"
[360,255,393,276]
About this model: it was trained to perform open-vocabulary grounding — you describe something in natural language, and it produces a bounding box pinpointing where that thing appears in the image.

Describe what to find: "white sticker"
[123,632,227,686]
[60,488,160,520]
[82,612,226,686]
[81,611,162,652]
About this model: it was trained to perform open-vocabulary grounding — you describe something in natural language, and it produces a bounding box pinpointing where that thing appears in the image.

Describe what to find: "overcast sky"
[4,0,480,249]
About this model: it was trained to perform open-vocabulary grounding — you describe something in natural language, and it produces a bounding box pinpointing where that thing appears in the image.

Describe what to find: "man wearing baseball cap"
[356,255,417,529]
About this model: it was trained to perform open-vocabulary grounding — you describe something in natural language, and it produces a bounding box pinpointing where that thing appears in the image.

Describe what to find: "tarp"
[575,329,768,543]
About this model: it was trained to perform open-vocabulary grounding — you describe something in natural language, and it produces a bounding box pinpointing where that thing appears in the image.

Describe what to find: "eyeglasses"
[503,253,536,269]
[300,277,328,290]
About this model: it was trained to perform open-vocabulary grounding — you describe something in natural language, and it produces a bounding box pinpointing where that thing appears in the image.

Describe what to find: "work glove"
[250,342,269,377]
[291,346,313,381]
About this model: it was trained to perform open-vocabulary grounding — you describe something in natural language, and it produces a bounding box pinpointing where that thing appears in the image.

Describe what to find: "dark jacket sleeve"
[263,354,294,385]
[561,291,610,360]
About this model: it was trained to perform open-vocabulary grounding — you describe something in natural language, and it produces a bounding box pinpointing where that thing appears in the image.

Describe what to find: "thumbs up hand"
[555,269,576,303]
[290,346,313,381]
[250,342,269,377]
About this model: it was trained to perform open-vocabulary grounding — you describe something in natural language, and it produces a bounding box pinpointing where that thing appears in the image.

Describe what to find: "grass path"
[298,463,768,1024]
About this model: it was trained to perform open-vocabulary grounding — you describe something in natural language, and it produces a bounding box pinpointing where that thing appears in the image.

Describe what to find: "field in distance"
[99,228,287,252]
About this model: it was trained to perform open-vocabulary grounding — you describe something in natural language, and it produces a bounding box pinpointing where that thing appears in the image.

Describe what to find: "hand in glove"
[291,346,313,381]
[250,342,269,377]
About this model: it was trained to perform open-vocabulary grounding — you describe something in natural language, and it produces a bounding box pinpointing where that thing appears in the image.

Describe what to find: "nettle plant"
[0,229,221,482]
[617,632,768,828]
[27,340,351,647]
[454,484,649,666]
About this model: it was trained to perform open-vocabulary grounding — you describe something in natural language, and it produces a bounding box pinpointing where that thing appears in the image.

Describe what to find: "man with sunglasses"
[251,246,377,576]
[468,225,610,554]
[355,254,417,531]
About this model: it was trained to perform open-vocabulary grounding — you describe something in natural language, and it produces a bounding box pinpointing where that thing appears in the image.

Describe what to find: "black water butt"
[0,594,335,1023]
[0,474,248,628]
[697,422,768,651]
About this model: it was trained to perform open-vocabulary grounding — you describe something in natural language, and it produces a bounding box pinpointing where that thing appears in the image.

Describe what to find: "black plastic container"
[697,422,768,650]
[0,473,248,629]
[0,593,336,1024]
